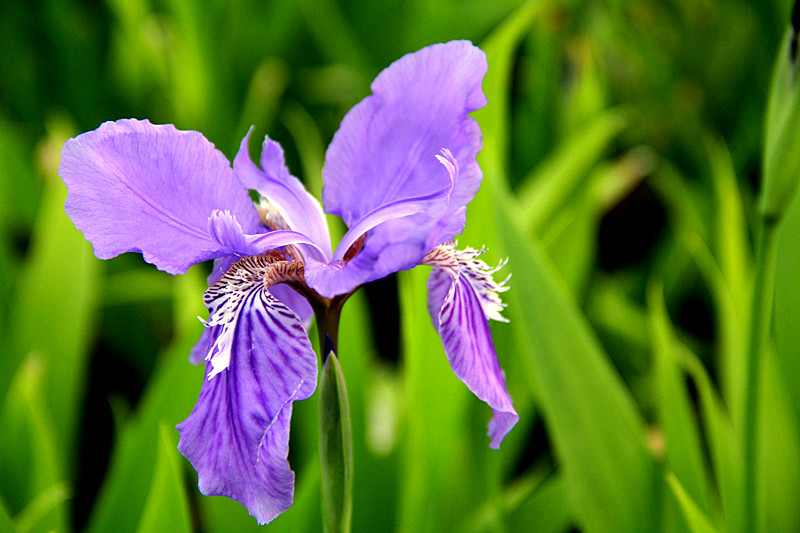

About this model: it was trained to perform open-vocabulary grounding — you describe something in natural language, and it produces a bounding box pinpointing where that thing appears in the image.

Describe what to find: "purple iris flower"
[59,40,517,524]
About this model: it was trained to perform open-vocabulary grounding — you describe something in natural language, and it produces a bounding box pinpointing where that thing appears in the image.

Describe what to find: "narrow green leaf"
[475,0,544,189]
[5,118,99,463]
[506,474,572,533]
[319,350,353,533]
[517,109,628,234]
[649,284,712,514]
[86,270,206,533]
[397,268,474,533]
[464,467,551,533]
[753,348,800,533]
[666,473,719,533]
[761,26,800,220]
[775,166,800,424]
[0,356,68,533]
[134,423,192,533]
[679,349,744,533]
[161,0,213,129]
[233,57,289,152]
[12,483,69,533]
[706,136,751,315]
[0,496,15,533]
[295,0,368,68]
[492,192,659,533]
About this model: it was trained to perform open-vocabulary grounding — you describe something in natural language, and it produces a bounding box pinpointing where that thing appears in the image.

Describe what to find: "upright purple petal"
[321,42,487,292]
[323,40,487,224]
[425,246,516,448]
[177,287,317,525]
[59,119,259,274]
[235,131,332,260]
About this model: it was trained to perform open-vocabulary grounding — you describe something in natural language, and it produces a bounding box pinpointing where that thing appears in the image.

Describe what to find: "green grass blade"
[680,349,743,533]
[665,474,719,533]
[85,270,206,533]
[493,193,659,533]
[0,497,15,533]
[506,474,572,533]
[12,483,69,533]
[517,109,628,234]
[5,119,99,466]
[396,267,476,533]
[134,423,192,533]
[0,356,69,533]
[649,284,712,514]
[774,181,800,423]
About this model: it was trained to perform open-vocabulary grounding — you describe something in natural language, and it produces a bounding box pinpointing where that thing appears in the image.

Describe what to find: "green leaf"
[517,109,628,234]
[761,26,800,220]
[12,483,69,533]
[0,356,68,533]
[85,270,206,533]
[649,284,712,514]
[0,496,15,533]
[319,349,353,533]
[134,423,192,533]
[775,166,800,424]
[474,0,544,188]
[396,267,477,533]
[666,473,719,533]
[4,117,99,463]
[679,348,744,533]
[233,57,289,152]
[506,474,572,533]
[492,194,659,533]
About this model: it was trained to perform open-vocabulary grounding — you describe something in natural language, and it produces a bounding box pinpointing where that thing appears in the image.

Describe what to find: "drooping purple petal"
[425,246,516,448]
[235,131,332,260]
[177,287,317,525]
[59,119,259,274]
[189,260,313,366]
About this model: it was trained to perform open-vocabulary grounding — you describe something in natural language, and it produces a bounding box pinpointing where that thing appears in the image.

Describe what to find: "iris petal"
[59,119,259,274]
[235,130,332,260]
[177,285,316,525]
[208,210,327,259]
[323,40,487,224]
[304,179,454,297]
[322,40,487,291]
[425,246,517,448]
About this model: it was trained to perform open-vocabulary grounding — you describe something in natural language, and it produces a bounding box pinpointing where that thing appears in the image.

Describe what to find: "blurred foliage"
[2,0,800,532]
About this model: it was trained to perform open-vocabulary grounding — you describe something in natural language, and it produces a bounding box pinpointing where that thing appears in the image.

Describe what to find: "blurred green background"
[2,0,800,532]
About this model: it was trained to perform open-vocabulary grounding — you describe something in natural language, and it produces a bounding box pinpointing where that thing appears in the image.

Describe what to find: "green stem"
[742,214,780,533]
[314,298,353,533]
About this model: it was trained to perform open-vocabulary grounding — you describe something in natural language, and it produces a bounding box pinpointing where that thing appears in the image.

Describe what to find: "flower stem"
[314,300,353,533]
[741,213,780,533]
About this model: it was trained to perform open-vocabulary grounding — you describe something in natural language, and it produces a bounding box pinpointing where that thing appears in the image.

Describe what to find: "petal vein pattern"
[201,254,306,378]
[178,255,316,525]
[424,244,517,448]
[59,119,259,274]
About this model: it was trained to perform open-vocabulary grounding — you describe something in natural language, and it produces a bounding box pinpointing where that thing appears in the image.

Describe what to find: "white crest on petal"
[200,254,307,379]
[423,242,510,322]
